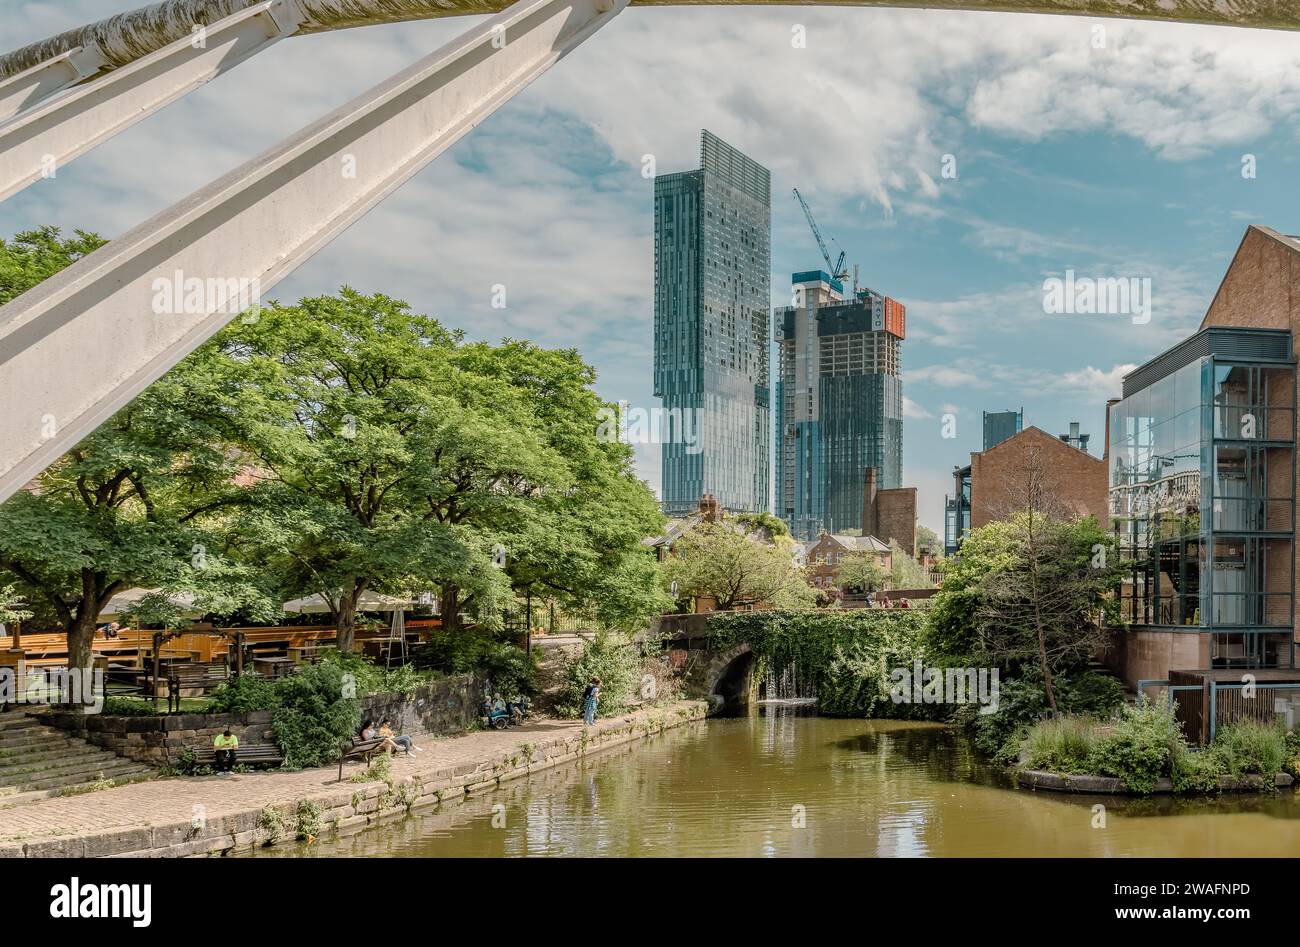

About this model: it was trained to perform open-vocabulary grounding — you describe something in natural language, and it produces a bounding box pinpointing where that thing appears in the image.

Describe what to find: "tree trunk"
[66,610,97,679]
[1025,510,1059,715]
[440,584,460,634]
[335,583,360,653]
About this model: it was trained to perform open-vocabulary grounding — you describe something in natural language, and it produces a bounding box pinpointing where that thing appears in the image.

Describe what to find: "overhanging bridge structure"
[0,0,1297,503]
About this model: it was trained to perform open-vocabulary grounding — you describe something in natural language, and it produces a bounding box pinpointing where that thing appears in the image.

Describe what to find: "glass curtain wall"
[1109,345,1295,669]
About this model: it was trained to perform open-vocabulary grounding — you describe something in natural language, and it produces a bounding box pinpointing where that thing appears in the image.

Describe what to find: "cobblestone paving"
[0,706,685,844]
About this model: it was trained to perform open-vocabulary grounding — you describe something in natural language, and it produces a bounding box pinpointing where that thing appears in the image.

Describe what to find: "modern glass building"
[944,465,971,557]
[653,130,770,515]
[775,273,904,540]
[1109,326,1296,669]
[982,408,1023,451]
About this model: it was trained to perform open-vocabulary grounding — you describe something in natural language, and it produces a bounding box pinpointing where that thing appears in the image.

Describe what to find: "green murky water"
[255,710,1300,857]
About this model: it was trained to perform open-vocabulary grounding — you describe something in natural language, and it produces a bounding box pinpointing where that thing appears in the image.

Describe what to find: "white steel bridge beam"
[1,0,1297,87]
[0,0,302,203]
[0,0,626,502]
[0,46,105,123]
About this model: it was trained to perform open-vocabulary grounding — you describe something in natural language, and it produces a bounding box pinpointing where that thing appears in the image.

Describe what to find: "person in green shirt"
[213,728,238,773]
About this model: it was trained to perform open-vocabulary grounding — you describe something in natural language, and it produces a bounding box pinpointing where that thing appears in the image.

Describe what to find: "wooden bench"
[190,743,284,770]
[337,735,387,782]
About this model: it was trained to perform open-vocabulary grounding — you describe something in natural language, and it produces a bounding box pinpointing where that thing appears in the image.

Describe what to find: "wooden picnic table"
[253,656,295,678]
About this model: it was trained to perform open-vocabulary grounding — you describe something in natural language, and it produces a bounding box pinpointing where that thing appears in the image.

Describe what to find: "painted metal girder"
[0,45,104,122]
[1,0,1298,86]
[0,0,301,203]
[0,0,626,502]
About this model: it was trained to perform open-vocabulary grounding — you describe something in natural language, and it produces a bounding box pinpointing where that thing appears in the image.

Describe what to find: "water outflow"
[760,659,818,705]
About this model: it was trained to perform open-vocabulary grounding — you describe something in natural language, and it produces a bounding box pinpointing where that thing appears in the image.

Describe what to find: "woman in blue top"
[581,677,601,726]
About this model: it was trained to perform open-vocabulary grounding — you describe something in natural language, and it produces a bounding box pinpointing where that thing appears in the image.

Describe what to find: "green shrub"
[204,674,278,713]
[413,629,536,697]
[1208,720,1287,778]
[99,696,163,716]
[317,648,385,696]
[294,799,323,839]
[555,631,640,718]
[955,669,1124,760]
[270,661,361,769]
[1089,702,1188,794]
[1172,748,1227,794]
[1285,729,1300,779]
[162,746,212,777]
[1022,716,1102,774]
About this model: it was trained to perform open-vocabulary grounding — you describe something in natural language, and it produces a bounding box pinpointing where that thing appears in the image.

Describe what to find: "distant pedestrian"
[581,677,601,726]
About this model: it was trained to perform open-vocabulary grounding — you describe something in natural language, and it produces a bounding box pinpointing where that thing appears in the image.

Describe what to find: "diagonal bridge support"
[0,0,302,203]
[0,0,625,503]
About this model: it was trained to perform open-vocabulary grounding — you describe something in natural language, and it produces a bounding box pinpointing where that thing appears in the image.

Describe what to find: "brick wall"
[863,467,918,557]
[970,426,1108,529]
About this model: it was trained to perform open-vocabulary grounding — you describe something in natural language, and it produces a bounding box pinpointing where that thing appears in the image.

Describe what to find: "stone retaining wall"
[4,700,709,857]
[1017,768,1295,794]
[45,672,486,764]
[46,709,277,764]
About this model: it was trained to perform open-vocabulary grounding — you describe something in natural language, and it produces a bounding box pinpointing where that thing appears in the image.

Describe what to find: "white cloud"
[5,4,1300,506]
[902,396,933,419]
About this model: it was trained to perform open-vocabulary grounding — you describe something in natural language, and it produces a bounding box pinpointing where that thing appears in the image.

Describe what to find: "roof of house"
[977,424,1103,465]
[805,533,891,555]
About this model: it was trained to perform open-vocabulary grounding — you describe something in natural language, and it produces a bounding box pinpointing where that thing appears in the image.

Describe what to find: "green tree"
[0,226,104,304]
[929,512,1124,714]
[0,228,269,680]
[212,289,467,650]
[664,522,816,611]
[888,540,934,589]
[218,293,667,644]
[0,585,32,625]
[836,553,887,593]
[405,338,667,632]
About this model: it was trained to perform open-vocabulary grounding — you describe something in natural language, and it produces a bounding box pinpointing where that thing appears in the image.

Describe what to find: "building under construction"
[775,269,906,540]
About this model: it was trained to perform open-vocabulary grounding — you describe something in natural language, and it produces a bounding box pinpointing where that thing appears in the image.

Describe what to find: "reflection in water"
[252,709,1300,858]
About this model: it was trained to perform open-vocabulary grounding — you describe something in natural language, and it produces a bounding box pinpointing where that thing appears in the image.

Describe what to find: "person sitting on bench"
[378,717,420,755]
[213,727,239,773]
[360,719,399,755]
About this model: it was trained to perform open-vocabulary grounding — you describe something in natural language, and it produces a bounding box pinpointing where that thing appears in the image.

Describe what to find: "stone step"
[0,747,126,784]
[0,731,81,750]
[0,744,106,773]
[0,716,42,732]
[0,770,155,805]
[0,759,153,794]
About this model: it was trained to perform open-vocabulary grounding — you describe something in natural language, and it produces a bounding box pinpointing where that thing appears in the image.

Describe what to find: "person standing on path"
[581,677,601,726]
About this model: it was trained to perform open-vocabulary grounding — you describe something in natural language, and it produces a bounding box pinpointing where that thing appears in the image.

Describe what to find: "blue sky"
[4,3,1300,534]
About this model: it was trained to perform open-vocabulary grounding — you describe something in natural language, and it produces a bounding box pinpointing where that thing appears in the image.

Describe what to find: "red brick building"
[950,425,1108,546]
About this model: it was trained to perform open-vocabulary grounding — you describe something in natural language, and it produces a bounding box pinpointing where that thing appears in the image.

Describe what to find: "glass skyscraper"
[653,130,770,515]
[775,272,904,540]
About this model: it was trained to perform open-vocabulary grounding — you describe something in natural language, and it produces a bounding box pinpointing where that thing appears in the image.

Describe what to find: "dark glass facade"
[775,277,903,539]
[983,409,1023,451]
[654,130,770,515]
[944,465,971,557]
[1109,327,1296,669]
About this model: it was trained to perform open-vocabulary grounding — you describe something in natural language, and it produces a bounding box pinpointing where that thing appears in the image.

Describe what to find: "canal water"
[258,709,1300,857]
